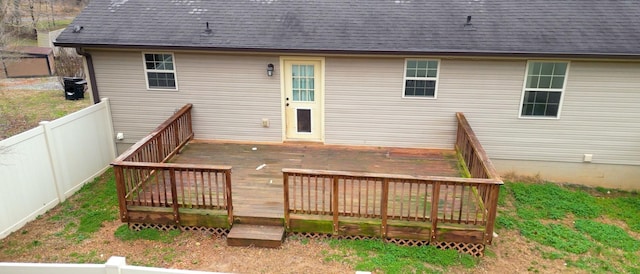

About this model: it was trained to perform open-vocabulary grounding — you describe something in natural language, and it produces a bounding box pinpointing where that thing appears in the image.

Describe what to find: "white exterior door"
[283,59,323,141]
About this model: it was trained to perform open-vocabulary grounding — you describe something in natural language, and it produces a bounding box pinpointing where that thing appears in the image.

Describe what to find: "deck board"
[165,141,461,219]
[227,224,285,248]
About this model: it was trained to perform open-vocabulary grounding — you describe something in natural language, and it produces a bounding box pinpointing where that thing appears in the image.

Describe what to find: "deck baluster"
[332,176,339,234]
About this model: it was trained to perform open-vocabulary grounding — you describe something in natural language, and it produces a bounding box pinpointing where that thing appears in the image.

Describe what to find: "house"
[54,0,640,189]
[1,47,55,78]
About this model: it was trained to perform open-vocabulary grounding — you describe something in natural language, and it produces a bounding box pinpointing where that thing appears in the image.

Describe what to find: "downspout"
[75,48,100,104]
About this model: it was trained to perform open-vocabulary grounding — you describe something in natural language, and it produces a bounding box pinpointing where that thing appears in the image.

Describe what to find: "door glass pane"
[292,64,315,102]
[306,65,314,76]
[297,109,311,133]
[300,78,307,89]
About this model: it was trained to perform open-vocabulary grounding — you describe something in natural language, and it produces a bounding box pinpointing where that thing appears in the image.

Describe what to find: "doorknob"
[286,103,290,107]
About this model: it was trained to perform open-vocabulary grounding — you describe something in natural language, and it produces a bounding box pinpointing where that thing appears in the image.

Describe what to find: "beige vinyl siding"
[324,57,640,166]
[93,49,640,166]
[470,60,640,165]
[324,57,525,149]
[324,57,450,148]
[91,50,282,143]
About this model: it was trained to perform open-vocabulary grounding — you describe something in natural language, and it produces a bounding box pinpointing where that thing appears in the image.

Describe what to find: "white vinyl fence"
[0,98,116,239]
[0,256,226,274]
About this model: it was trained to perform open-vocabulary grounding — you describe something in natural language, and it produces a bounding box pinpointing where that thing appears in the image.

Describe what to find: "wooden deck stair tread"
[227,224,285,248]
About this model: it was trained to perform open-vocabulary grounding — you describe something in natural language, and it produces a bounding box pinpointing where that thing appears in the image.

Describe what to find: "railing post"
[113,165,129,222]
[225,170,233,226]
[283,172,290,230]
[187,106,194,137]
[332,176,339,234]
[380,178,389,238]
[430,181,441,242]
[455,116,463,151]
[169,168,180,226]
[483,184,500,244]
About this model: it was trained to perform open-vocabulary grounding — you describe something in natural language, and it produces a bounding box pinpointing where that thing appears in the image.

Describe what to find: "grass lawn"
[496,180,640,273]
[0,80,90,139]
[0,168,638,273]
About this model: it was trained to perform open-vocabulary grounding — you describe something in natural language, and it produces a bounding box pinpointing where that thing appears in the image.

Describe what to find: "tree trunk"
[12,0,21,26]
[28,0,37,37]
[48,0,54,27]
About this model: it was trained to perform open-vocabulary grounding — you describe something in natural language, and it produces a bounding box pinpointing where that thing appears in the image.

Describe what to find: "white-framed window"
[403,59,439,98]
[143,53,177,90]
[519,61,569,118]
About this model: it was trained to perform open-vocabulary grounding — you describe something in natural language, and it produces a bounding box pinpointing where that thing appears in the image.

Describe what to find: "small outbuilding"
[1,47,55,78]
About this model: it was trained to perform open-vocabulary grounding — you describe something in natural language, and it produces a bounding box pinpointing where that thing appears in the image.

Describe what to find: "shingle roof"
[54,0,640,57]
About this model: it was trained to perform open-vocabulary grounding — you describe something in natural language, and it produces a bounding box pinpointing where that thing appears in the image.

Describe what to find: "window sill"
[518,115,560,120]
[146,88,179,92]
[401,96,437,100]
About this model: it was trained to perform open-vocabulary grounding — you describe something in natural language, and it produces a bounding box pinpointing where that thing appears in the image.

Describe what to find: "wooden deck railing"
[455,112,500,181]
[455,112,503,243]
[283,113,503,245]
[283,170,500,243]
[115,104,194,164]
[112,104,233,226]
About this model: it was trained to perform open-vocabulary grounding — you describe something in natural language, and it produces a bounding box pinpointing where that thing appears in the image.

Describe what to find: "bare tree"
[27,0,37,36]
[1,0,9,51]
[48,0,54,28]
[10,0,20,26]
[55,48,84,83]
[1,0,12,71]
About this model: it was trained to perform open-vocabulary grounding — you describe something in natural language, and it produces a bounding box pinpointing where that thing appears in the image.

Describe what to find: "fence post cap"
[105,256,126,267]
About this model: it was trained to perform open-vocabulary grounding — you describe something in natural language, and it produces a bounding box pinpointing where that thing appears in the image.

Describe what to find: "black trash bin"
[64,77,87,100]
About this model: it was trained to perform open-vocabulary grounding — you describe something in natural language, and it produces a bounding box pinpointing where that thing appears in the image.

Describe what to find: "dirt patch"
[1,212,587,274]
[1,218,352,273]
[467,230,580,274]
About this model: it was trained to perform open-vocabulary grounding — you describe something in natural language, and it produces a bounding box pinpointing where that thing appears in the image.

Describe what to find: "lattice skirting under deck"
[288,232,485,257]
[128,223,229,238]
[432,241,485,257]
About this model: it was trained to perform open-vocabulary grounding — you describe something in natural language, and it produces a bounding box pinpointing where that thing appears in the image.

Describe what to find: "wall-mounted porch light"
[267,63,274,77]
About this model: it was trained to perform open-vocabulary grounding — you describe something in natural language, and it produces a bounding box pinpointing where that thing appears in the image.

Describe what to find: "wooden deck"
[170,142,461,219]
[111,104,502,254]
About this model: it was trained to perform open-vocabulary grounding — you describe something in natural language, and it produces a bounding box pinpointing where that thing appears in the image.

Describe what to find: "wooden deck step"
[227,224,285,248]
[233,215,284,226]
